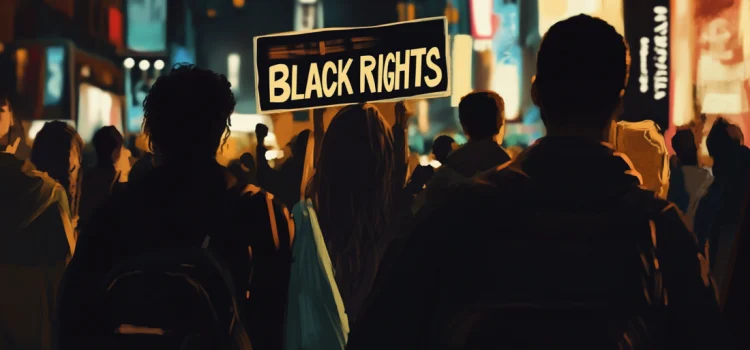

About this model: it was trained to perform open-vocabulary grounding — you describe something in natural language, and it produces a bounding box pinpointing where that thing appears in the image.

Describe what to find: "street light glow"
[154,60,165,70]
[123,57,135,69]
[139,60,150,71]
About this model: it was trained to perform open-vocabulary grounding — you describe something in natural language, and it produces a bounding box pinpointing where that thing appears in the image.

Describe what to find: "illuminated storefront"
[75,48,125,143]
[13,41,75,121]
[668,0,750,157]
[13,40,125,142]
[77,83,124,143]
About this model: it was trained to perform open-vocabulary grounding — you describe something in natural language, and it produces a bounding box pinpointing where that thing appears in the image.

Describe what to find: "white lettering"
[291,65,305,100]
[384,53,396,92]
[338,58,354,96]
[360,56,377,93]
[410,48,427,88]
[269,64,290,103]
[322,61,337,97]
[395,50,410,90]
[639,37,649,93]
[304,63,323,99]
[424,47,442,88]
[652,6,668,101]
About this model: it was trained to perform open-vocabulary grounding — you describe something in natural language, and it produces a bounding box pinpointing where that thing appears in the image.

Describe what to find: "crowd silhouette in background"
[2,14,750,350]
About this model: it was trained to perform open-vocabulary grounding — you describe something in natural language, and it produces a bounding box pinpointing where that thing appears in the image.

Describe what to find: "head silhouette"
[458,91,505,141]
[707,117,743,162]
[672,128,699,166]
[432,135,455,164]
[532,15,629,137]
[290,129,312,161]
[93,126,124,167]
[142,64,236,164]
[239,152,255,172]
[31,121,84,214]
[308,103,395,300]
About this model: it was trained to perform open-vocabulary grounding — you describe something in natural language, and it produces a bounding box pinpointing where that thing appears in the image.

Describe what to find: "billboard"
[623,0,671,130]
[15,44,72,120]
[469,0,498,41]
[126,68,156,133]
[78,83,123,143]
[127,0,167,53]
[254,17,451,113]
[693,0,750,146]
[43,46,65,107]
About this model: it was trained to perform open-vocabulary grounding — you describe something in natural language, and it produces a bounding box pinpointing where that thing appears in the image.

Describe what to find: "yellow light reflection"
[451,35,473,107]
[207,9,217,18]
[417,99,429,134]
[233,0,245,8]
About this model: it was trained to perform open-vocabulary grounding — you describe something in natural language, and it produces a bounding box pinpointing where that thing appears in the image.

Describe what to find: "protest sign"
[254,17,450,113]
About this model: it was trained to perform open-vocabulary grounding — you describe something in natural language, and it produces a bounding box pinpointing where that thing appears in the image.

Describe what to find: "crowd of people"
[2,14,750,349]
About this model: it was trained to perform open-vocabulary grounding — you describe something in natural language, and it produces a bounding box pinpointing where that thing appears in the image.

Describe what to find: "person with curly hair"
[57,65,293,350]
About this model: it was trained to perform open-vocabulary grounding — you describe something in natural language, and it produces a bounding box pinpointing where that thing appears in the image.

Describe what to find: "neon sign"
[44,46,65,106]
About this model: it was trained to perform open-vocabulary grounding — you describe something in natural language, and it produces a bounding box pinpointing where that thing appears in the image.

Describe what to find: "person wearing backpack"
[347,15,731,350]
[57,65,293,350]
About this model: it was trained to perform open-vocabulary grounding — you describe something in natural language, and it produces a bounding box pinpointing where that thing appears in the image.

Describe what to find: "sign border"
[253,16,452,114]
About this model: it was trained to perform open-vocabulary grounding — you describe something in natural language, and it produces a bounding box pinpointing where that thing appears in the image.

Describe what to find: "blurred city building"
[0,0,746,160]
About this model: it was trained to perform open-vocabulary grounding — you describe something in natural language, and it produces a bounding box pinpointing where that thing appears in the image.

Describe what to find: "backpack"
[431,167,670,350]
[79,188,254,350]
[91,247,252,350]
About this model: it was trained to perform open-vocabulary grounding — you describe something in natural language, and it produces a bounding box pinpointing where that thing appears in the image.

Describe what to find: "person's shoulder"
[20,168,69,205]
[235,184,292,224]
[237,184,276,205]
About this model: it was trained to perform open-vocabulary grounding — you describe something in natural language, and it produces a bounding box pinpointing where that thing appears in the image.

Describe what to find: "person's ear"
[531,76,540,107]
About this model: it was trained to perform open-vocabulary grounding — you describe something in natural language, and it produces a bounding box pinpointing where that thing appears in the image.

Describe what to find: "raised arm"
[392,102,412,189]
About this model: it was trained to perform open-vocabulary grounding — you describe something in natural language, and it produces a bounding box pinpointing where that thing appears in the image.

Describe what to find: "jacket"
[57,160,294,350]
[0,152,75,350]
[347,137,729,350]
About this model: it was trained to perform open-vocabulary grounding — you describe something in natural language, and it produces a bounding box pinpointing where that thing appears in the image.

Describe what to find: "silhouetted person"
[444,91,509,177]
[303,103,410,324]
[31,121,84,231]
[347,15,727,350]
[256,128,312,209]
[229,152,258,188]
[0,93,75,350]
[128,151,159,184]
[695,117,750,286]
[414,91,510,213]
[669,128,713,229]
[432,135,455,165]
[78,126,132,232]
[722,172,750,349]
[58,65,293,350]
[405,136,455,209]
